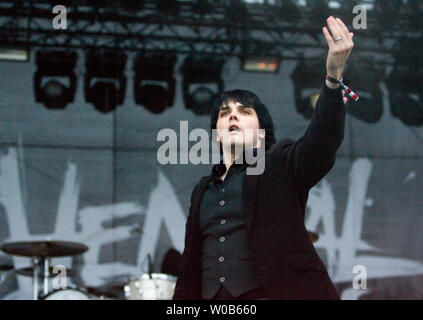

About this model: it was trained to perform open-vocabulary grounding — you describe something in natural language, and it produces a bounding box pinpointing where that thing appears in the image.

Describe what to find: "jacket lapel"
[191,176,213,226]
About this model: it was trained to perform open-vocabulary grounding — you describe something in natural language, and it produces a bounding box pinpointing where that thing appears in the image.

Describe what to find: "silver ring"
[334,37,342,42]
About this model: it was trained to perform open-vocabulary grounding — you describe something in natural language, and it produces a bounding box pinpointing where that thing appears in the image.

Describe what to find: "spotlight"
[134,52,176,114]
[241,56,281,73]
[84,50,127,113]
[342,62,384,124]
[387,37,423,126]
[34,50,77,110]
[182,55,225,115]
[291,58,326,119]
[0,46,29,62]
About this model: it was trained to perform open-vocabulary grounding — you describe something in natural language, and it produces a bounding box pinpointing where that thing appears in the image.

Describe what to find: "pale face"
[216,100,265,151]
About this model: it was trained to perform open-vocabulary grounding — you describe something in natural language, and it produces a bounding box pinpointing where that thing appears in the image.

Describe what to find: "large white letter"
[52,5,67,30]
[157,128,178,164]
[352,5,367,30]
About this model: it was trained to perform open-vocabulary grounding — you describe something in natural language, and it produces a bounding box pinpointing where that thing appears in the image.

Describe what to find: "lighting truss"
[0,0,421,66]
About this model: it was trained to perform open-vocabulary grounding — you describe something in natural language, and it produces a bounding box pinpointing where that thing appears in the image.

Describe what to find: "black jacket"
[173,83,344,299]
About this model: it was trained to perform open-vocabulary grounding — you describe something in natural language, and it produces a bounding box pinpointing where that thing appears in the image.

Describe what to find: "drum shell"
[42,287,94,300]
[124,273,176,300]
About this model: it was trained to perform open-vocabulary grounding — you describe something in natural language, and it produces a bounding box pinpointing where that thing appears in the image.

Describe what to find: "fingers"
[322,26,335,48]
[326,16,343,41]
[324,16,354,50]
[335,17,351,38]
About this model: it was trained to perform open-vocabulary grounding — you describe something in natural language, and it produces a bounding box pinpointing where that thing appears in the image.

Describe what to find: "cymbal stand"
[31,257,50,300]
[31,257,40,300]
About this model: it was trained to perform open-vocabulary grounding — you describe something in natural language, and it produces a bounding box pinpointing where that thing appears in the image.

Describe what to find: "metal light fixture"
[84,50,127,113]
[291,57,326,119]
[241,56,281,73]
[134,52,177,114]
[34,50,77,110]
[182,55,225,115]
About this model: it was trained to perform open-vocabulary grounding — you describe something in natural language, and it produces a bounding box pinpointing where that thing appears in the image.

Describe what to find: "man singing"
[173,16,354,300]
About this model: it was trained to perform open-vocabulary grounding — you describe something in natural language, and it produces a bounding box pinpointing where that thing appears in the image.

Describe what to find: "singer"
[173,16,355,300]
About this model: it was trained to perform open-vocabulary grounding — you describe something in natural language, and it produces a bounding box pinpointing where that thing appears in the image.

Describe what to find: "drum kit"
[0,240,176,300]
[0,231,318,300]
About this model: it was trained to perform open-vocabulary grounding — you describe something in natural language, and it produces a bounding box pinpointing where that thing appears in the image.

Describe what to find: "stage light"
[134,52,176,114]
[241,56,281,73]
[342,61,384,124]
[386,37,423,126]
[291,58,326,119]
[84,50,127,113]
[292,57,383,123]
[0,46,29,62]
[34,50,77,110]
[182,55,225,115]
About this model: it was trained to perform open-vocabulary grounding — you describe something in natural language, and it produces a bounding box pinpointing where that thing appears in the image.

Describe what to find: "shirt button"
[219,236,225,242]
[219,277,225,283]
[221,219,226,225]
[219,200,225,206]
[219,256,224,262]
[222,188,225,192]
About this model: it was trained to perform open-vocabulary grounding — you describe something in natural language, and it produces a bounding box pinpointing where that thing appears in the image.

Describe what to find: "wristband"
[326,74,359,104]
[326,74,341,84]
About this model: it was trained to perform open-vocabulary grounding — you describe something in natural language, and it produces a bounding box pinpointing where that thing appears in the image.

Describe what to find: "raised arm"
[276,17,355,190]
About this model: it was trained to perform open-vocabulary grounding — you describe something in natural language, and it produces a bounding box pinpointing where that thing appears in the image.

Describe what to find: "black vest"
[199,163,261,299]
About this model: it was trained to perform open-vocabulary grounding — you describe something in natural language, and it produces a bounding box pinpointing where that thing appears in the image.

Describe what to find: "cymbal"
[0,241,88,258]
[15,266,75,278]
[307,231,319,243]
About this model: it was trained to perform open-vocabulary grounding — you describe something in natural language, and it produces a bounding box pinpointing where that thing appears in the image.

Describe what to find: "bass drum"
[124,273,176,300]
[42,288,93,300]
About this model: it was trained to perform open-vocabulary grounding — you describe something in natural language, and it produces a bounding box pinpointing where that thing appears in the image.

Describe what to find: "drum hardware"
[0,264,15,286]
[0,240,88,300]
[15,266,75,278]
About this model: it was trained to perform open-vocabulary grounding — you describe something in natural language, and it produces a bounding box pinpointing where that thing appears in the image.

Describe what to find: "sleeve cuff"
[323,80,343,101]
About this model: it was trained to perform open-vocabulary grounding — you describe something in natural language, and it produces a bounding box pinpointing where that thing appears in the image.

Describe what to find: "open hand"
[322,16,354,80]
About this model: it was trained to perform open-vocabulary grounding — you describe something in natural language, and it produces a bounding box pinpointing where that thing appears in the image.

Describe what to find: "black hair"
[210,89,276,151]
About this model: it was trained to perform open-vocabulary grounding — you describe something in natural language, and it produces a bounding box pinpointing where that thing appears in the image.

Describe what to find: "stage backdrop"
[0,55,422,300]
